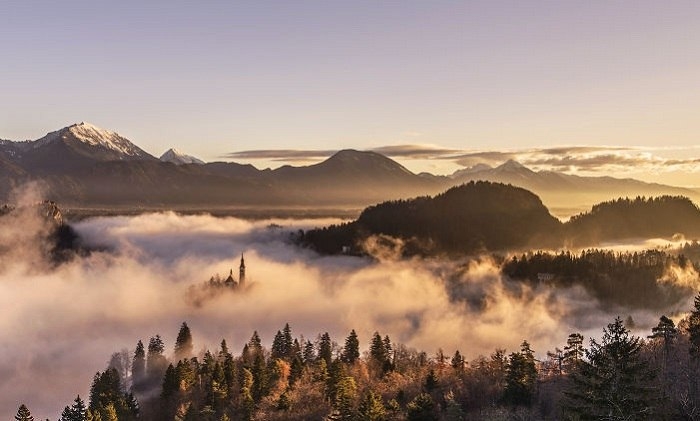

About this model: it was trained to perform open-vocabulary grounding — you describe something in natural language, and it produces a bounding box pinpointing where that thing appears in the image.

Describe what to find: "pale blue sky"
[1,1,699,179]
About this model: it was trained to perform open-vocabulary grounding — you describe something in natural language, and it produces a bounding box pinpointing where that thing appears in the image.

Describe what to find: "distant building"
[537,273,555,282]
[211,253,247,290]
[239,253,246,288]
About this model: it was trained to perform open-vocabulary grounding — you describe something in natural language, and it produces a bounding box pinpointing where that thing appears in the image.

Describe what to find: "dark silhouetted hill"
[300,187,700,256]
[565,196,700,246]
[299,181,563,255]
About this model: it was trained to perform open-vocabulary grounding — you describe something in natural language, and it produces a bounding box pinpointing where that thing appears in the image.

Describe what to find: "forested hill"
[565,196,700,246]
[299,181,563,255]
[298,183,700,255]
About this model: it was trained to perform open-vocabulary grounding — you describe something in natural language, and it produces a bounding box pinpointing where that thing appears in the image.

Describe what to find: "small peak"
[496,159,530,172]
[159,148,204,165]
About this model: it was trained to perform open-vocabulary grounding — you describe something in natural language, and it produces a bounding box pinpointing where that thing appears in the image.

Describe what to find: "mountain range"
[1,122,697,215]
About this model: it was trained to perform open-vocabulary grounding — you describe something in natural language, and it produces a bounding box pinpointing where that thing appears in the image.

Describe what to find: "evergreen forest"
[15,296,700,420]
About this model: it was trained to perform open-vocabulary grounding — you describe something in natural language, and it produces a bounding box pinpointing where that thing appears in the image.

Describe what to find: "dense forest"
[297,182,700,256]
[14,295,700,420]
[502,248,697,310]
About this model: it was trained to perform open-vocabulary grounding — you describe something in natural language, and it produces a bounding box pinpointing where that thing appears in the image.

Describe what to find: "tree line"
[502,248,697,310]
[12,294,700,420]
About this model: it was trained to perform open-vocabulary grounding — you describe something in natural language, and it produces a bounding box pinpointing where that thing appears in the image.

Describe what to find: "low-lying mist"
[0,210,696,419]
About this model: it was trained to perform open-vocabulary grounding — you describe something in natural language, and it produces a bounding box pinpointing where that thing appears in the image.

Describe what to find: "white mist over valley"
[1,207,697,419]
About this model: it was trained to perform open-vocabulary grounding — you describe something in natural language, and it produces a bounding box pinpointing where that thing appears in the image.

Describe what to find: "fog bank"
[0,211,694,419]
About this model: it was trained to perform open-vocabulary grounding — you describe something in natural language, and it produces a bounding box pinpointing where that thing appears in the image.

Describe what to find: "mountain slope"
[300,181,563,255]
[15,123,155,174]
[271,149,444,205]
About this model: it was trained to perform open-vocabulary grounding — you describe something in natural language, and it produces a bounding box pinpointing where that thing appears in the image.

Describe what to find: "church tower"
[239,254,246,288]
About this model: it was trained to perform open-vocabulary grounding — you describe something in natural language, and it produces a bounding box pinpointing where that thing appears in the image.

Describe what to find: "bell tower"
[239,254,246,288]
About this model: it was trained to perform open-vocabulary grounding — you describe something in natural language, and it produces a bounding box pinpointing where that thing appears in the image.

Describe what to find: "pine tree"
[319,332,333,366]
[240,368,255,421]
[369,332,387,372]
[146,335,167,382]
[329,375,357,421]
[563,333,585,374]
[690,294,700,358]
[174,322,194,360]
[303,339,316,364]
[451,350,465,371]
[15,404,34,421]
[282,323,294,359]
[60,395,87,421]
[424,368,438,392]
[649,315,677,377]
[341,329,360,364]
[564,317,656,419]
[357,390,386,421]
[406,393,437,421]
[271,330,285,360]
[502,341,537,407]
[131,340,146,391]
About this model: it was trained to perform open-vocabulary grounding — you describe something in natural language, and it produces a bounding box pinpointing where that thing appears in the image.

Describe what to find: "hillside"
[565,196,700,246]
[299,181,563,255]
[300,184,700,255]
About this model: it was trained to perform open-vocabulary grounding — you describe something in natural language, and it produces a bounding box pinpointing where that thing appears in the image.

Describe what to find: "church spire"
[239,253,246,288]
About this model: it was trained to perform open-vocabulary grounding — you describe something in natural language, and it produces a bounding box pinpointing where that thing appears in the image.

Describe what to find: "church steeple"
[239,254,246,288]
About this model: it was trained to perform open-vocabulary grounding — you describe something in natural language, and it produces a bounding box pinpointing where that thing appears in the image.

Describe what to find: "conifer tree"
[146,335,167,382]
[502,341,537,407]
[565,317,656,419]
[357,390,386,421]
[563,333,585,373]
[649,315,677,375]
[174,322,194,360]
[60,395,87,421]
[406,393,436,421]
[15,404,34,421]
[303,339,316,364]
[282,323,293,359]
[240,368,255,421]
[451,350,465,371]
[328,375,357,421]
[319,332,333,366]
[271,330,285,360]
[424,368,438,392]
[341,329,360,364]
[131,340,146,390]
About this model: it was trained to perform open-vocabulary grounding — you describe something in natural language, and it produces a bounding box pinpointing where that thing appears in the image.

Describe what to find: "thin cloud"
[224,149,337,162]
[370,144,462,159]
[226,144,462,162]
[452,146,700,174]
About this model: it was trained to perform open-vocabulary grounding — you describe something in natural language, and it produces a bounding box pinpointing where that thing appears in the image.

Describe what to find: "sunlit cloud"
[451,146,700,175]
[224,149,336,162]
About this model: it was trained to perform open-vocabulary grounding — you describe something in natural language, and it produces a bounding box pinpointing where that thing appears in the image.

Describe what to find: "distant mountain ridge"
[450,159,700,216]
[1,122,698,213]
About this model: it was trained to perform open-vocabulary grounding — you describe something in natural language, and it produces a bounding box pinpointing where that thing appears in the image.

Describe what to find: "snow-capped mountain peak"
[33,122,154,160]
[66,122,140,156]
[159,148,204,165]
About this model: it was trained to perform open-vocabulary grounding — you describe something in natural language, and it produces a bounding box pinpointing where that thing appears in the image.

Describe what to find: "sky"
[1,1,699,182]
